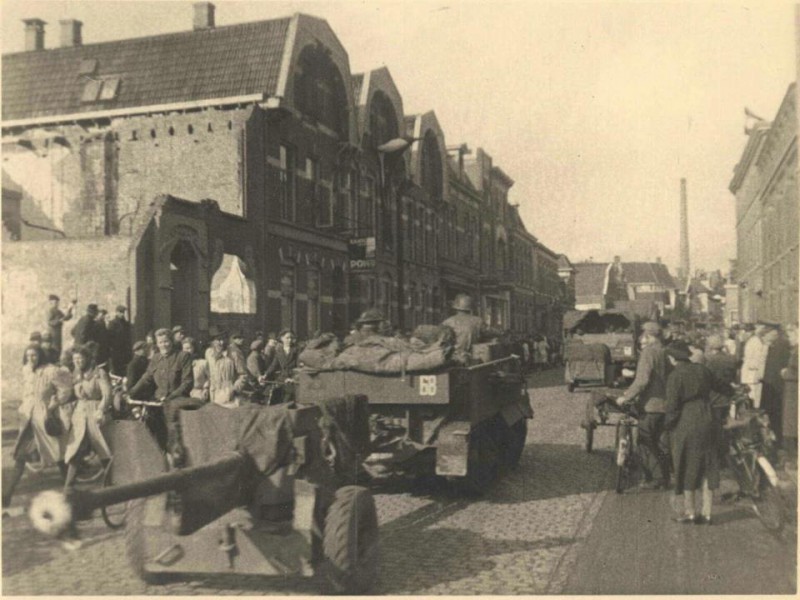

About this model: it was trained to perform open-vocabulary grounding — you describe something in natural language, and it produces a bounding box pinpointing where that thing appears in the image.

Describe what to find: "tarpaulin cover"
[182,403,294,476]
[299,331,453,374]
[299,333,342,369]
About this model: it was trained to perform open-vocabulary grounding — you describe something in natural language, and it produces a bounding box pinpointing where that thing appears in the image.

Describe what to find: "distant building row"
[1,4,574,381]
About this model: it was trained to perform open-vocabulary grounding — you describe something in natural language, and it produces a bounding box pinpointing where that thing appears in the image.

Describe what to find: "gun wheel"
[317,485,379,595]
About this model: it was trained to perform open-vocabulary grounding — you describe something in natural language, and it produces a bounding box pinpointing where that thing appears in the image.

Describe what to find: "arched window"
[293,44,349,139]
[420,130,443,201]
[210,254,257,314]
[369,91,398,148]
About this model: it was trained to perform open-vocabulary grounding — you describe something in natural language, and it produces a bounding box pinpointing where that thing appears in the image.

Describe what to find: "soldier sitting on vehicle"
[343,309,386,347]
[441,294,486,363]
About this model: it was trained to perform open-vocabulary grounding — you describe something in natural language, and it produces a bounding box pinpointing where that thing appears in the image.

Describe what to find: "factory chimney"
[678,178,690,282]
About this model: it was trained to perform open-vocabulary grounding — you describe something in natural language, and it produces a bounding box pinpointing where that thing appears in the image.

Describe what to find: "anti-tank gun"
[29,398,378,594]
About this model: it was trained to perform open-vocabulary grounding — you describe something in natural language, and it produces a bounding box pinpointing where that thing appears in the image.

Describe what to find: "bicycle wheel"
[101,459,129,530]
[74,451,105,484]
[615,422,629,494]
[750,465,785,533]
[24,449,46,474]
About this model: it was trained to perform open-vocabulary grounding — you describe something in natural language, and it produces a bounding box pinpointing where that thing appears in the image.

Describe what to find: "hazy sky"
[2,1,795,275]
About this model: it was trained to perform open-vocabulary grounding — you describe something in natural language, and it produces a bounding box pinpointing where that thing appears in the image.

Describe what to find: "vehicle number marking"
[419,375,437,396]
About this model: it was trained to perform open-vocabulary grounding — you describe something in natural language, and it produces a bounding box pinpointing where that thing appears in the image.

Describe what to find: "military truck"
[295,345,532,493]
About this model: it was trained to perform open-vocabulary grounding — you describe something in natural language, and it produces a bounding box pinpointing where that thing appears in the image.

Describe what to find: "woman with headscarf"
[2,346,73,509]
[63,345,113,490]
[664,340,728,525]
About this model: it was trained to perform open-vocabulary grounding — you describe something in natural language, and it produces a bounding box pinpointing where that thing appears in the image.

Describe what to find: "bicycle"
[721,387,787,533]
[582,393,639,493]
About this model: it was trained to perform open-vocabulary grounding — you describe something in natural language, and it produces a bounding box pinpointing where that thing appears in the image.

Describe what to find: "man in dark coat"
[227,330,248,375]
[39,332,60,365]
[72,304,103,348]
[107,305,132,377]
[442,294,485,362]
[247,340,267,381]
[617,321,671,489]
[46,294,75,353]
[128,328,194,464]
[781,326,798,457]
[761,324,790,445]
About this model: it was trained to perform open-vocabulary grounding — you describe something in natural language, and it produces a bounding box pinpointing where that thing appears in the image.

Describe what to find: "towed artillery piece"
[29,399,379,594]
[295,343,532,493]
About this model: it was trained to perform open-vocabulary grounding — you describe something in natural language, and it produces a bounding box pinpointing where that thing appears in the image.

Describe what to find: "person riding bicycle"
[615,320,671,490]
[127,328,193,466]
[63,345,113,490]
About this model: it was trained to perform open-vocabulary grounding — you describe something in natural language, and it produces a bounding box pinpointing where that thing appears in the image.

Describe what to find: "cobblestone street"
[2,368,795,595]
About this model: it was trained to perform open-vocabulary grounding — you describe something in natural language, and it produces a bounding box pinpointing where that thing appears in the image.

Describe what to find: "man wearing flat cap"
[72,303,104,351]
[46,294,75,353]
[616,320,671,489]
[442,294,486,362]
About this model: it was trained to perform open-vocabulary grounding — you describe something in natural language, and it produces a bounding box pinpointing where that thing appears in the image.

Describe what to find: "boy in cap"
[126,341,150,390]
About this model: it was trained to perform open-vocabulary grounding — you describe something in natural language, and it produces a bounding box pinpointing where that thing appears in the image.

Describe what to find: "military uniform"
[442,313,485,357]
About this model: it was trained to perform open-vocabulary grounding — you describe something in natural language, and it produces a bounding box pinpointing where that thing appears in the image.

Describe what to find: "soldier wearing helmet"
[442,294,486,361]
[343,308,387,347]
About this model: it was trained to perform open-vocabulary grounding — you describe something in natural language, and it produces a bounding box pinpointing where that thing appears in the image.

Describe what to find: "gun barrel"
[76,453,244,514]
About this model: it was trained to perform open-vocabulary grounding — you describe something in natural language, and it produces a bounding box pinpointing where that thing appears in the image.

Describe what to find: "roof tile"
[2,18,290,121]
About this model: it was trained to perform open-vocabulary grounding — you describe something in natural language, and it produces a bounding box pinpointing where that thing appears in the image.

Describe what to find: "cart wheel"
[101,460,129,530]
[500,419,527,467]
[317,486,379,595]
[585,424,594,453]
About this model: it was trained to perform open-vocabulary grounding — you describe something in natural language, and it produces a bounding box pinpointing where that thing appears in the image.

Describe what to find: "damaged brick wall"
[1,238,131,411]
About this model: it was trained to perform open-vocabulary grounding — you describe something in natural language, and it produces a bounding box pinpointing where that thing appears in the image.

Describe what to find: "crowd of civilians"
[612,318,797,525]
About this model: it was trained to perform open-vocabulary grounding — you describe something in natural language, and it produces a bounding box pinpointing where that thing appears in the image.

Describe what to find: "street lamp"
[377,136,419,329]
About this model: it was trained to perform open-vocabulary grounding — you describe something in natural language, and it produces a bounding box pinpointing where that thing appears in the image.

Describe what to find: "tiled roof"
[622,262,676,288]
[574,262,609,298]
[2,17,291,122]
[651,263,677,288]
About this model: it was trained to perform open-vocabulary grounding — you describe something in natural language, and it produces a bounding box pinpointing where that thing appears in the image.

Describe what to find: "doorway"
[170,240,198,336]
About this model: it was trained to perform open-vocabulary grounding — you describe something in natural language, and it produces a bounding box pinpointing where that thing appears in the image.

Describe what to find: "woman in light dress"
[3,346,72,509]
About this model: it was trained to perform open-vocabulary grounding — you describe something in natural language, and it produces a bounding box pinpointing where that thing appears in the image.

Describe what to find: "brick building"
[2,5,572,403]
[729,83,798,325]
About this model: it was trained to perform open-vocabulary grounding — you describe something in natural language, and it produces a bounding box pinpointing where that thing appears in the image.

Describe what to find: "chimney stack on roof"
[193,2,216,30]
[59,19,82,47]
[23,18,46,51]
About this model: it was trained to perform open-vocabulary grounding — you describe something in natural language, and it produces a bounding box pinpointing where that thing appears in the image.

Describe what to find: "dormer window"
[81,75,121,103]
